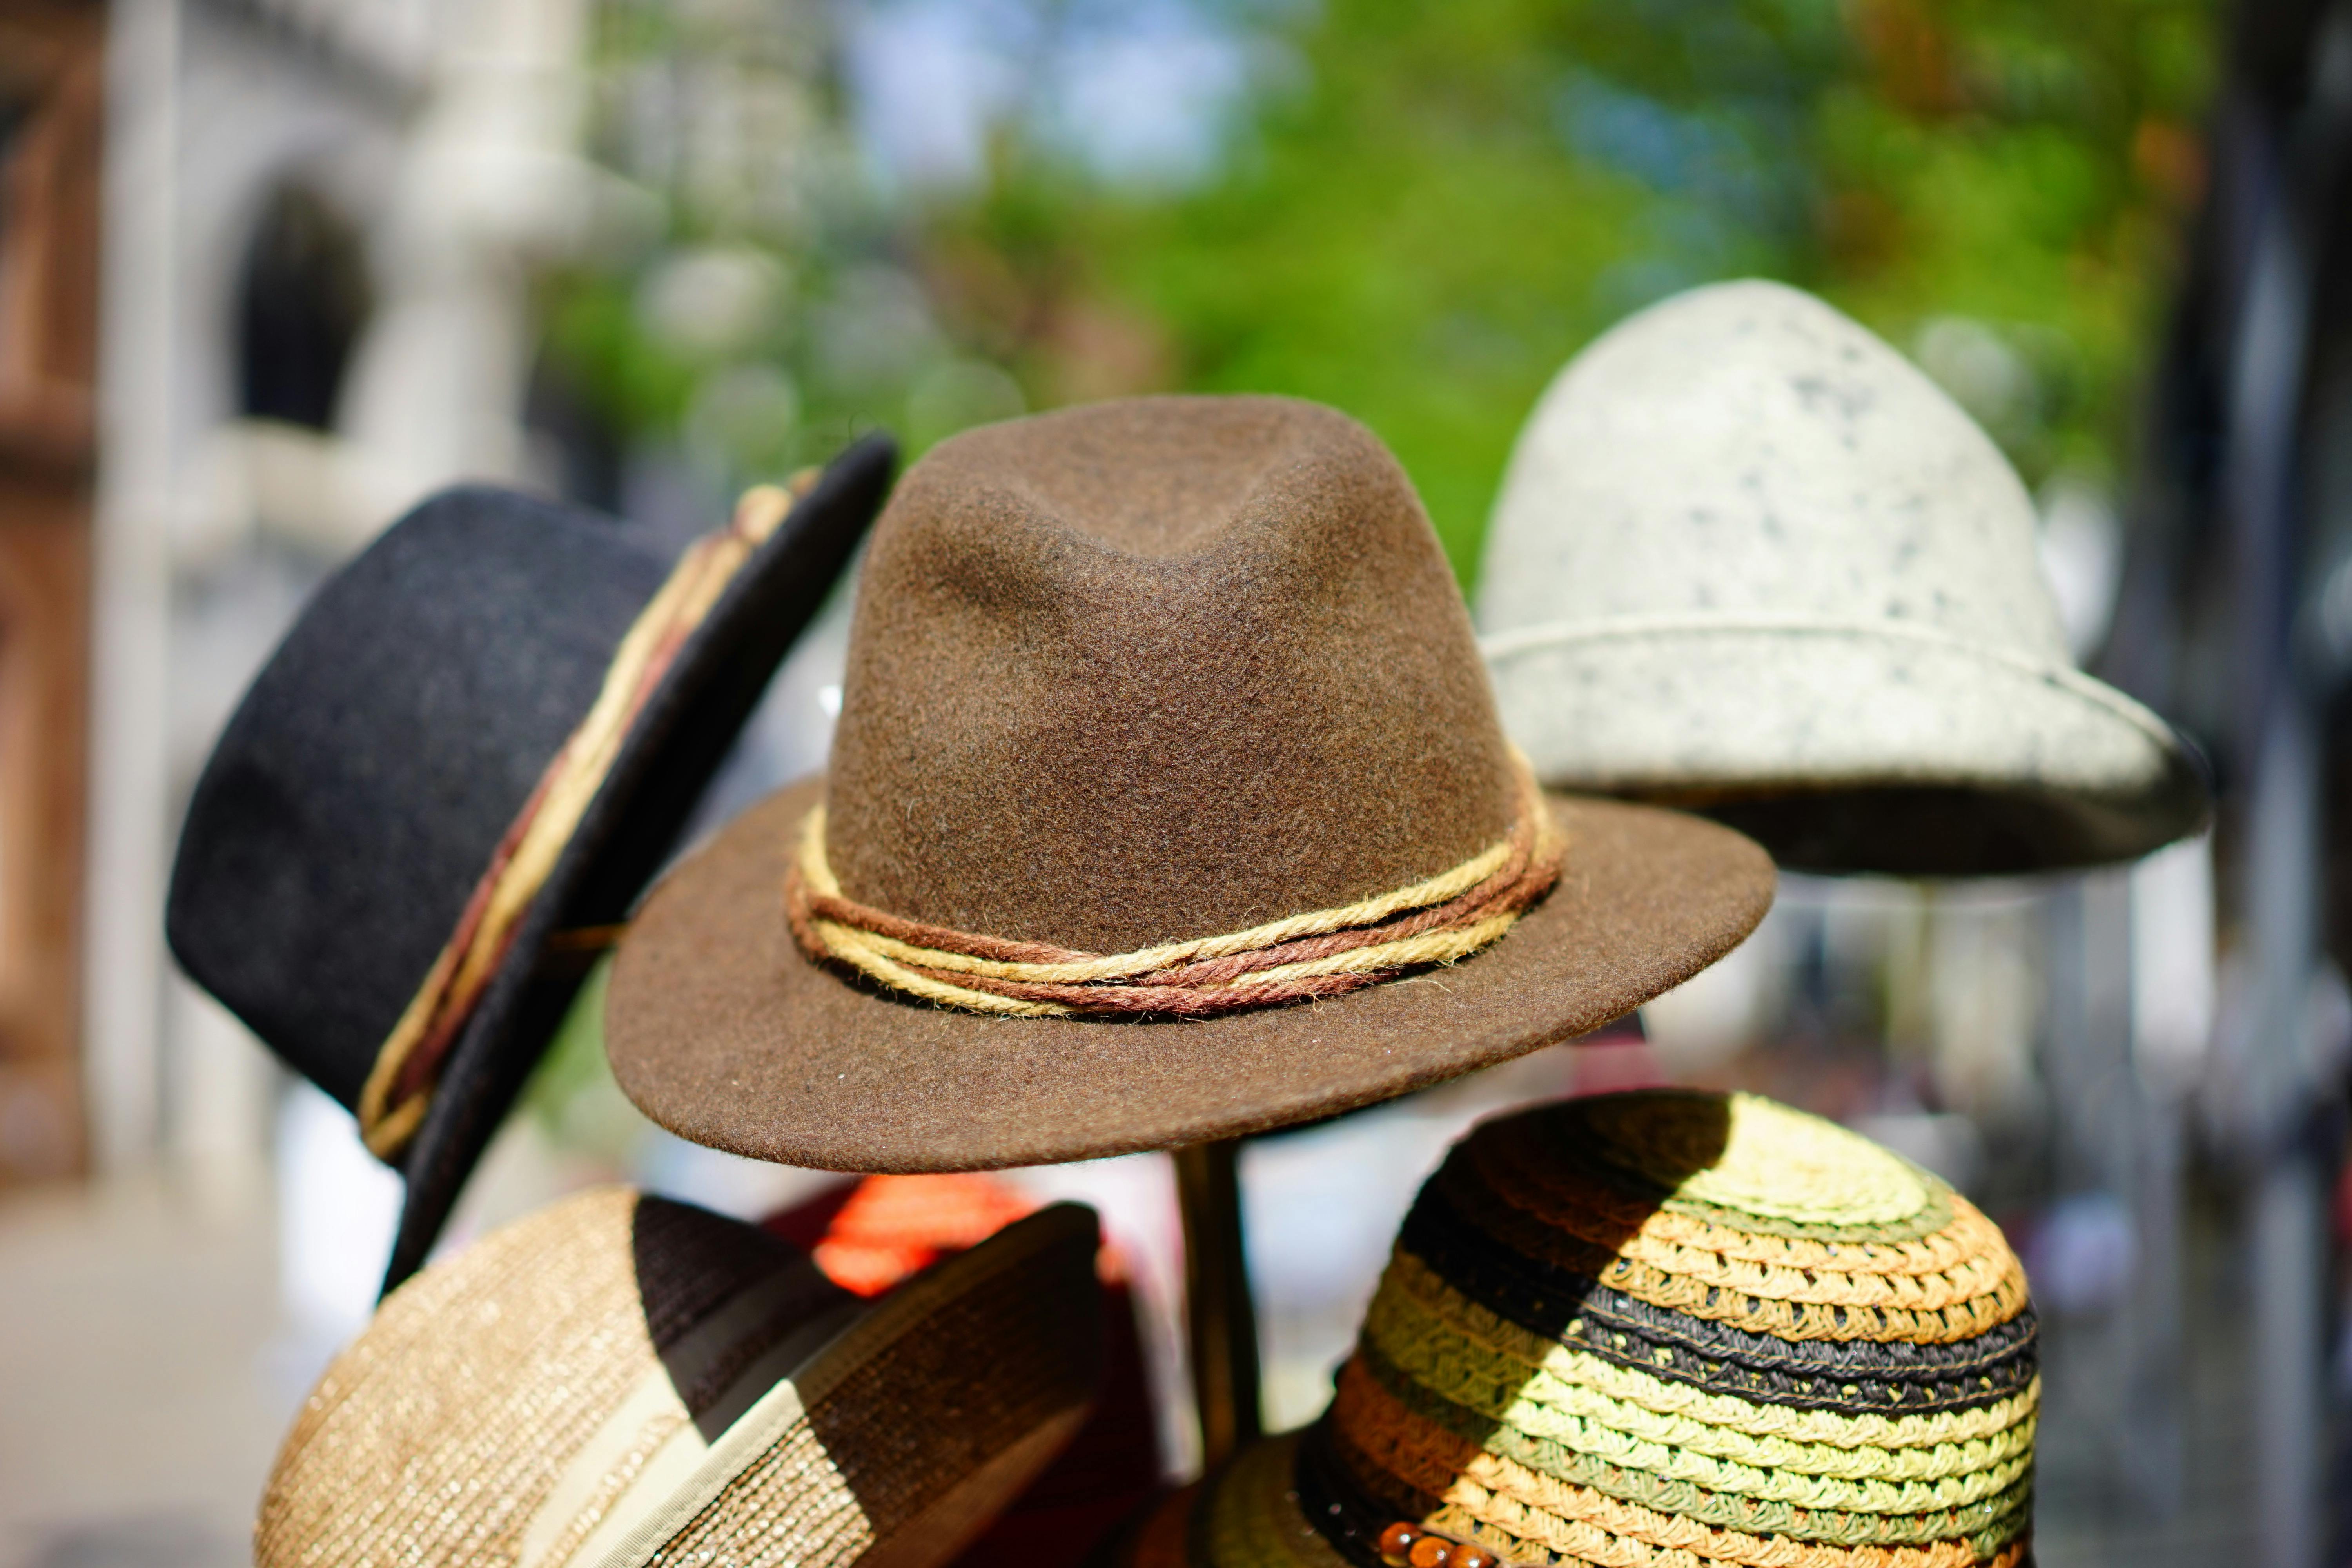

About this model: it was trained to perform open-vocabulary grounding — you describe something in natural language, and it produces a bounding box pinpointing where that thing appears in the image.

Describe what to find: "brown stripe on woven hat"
[257,1187,1104,1568]
[1105,1091,2038,1568]
[607,396,1776,1174]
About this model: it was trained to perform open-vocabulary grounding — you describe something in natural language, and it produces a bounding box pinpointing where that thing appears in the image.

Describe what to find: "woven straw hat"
[258,1186,1103,1568]
[1116,1090,2037,1568]
[605,396,1774,1173]
[1476,279,2207,875]
[760,1174,1166,1568]
[168,441,894,1290]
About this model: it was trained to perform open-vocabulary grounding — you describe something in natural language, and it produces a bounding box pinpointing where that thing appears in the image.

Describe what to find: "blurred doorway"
[0,1,102,1186]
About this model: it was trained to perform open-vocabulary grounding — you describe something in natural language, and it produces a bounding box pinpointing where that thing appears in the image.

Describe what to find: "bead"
[1409,1535,1454,1568]
[1377,1524,1422,1566]
[1454,1549,1500,1568]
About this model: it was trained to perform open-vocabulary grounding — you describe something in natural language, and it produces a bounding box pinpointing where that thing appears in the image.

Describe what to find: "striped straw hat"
[1120,1091,2036,1568]
[259,1187,1103,1568]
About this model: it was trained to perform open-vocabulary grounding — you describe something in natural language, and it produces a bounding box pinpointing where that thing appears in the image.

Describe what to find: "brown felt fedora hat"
[259,1187,1104,1568]
[606,396,1774,1171]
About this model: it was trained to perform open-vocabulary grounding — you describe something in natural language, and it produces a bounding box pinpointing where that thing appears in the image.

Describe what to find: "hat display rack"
[163,283,2213,1568]
[1174,1137,1267,1466]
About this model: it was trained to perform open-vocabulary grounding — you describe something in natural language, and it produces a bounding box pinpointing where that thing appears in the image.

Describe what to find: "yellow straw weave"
[1338,1357,2029,1543]
[1362,1289,2036,1493]
[1224,1092,2037,1568]
[1375,1253,2038,1457]
[1548,1095,1937,1230]
[1443,1148,2026,1345]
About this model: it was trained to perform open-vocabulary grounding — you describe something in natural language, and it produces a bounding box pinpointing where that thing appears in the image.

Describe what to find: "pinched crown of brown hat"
[606,396,1774,1171]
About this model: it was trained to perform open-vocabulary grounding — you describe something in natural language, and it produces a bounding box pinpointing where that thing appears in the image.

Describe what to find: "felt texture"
[1476,279,2208,875]
[608,779,1769,1171]
[606,396,1773,1168]
[827,396,1512,951]
[171,487,656,1111]
[167,437,897,1289]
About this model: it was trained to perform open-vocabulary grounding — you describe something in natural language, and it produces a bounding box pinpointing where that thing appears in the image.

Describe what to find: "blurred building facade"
[6,2,2350,1565]
[83,0,601,1182]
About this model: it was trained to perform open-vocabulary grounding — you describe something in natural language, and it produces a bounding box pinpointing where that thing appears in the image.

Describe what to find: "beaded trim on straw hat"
[1136,1091,2036,1568]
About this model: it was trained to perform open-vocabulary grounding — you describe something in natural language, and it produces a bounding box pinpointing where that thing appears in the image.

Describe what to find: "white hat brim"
[1483,615,2208,875]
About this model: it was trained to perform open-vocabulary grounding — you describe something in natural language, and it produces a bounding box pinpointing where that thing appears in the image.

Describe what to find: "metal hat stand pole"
[1173,1136,1263,1470]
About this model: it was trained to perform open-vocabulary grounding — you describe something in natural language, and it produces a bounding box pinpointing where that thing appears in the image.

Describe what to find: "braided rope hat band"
[354,483,802,1158]
[1111,1091,2036,1568]
[786,750,1564,1019]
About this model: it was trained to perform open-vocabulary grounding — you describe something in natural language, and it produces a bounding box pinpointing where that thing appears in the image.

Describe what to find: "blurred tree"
[550,0,2217,584]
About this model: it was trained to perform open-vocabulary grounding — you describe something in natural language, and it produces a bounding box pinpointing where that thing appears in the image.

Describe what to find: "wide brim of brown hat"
[606,776,1774,1172]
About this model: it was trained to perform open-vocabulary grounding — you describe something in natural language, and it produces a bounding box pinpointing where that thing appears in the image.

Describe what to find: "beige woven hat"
[1476,278,2207,875]
[257,1187,1102,1568]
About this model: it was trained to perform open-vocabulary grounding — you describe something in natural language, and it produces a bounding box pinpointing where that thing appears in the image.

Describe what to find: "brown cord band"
[785,752,1564,1019]
[354,477,810,1160]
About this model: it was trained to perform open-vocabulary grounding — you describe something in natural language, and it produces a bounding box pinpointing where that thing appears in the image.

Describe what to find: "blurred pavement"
[0,1165,284,1568]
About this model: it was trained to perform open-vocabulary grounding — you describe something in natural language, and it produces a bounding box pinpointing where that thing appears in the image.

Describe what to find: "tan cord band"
[785,751,1564,1019]
[356,478,807,1158]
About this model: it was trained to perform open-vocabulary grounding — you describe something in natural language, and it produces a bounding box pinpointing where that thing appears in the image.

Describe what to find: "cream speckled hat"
[258,1187,1102,1568]
[1476,279,2206,876]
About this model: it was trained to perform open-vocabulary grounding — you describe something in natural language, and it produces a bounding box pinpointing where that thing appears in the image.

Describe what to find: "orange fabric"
[784,1173,1043,1298]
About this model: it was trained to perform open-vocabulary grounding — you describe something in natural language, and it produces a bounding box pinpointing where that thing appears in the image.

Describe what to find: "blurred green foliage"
[553,0,2216,586]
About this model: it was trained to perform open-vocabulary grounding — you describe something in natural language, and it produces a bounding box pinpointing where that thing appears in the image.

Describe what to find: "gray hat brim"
[1484,615,2209,876]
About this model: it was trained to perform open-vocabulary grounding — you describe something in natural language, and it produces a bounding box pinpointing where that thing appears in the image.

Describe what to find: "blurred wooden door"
[0,0,101,1182]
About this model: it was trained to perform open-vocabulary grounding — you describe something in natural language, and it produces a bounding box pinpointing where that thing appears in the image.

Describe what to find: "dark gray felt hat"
[604,396,1774,1173]
[166,437,895,1290]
